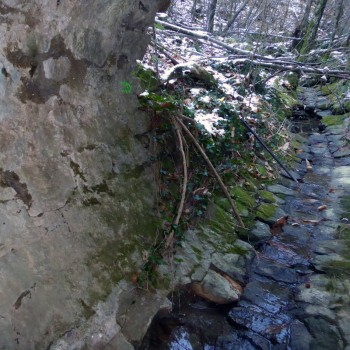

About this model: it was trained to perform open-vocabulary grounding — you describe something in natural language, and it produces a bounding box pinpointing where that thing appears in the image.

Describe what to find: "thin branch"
[176,116,245,228]
[155,19,350,78]
[173,119,188,226]
[150,40,180,65]
[165,118,188,249]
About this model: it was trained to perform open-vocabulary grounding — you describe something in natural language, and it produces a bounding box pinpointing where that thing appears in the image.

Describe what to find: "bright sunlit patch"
[194,109,225,135]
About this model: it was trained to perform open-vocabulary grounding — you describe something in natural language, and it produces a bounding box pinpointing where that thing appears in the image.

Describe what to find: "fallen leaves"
[305,159,312,172]
[317,205,327,211]
[271,216,289,235]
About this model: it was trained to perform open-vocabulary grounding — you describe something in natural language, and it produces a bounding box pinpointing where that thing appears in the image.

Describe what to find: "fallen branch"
[155,19,350,79]
[239,116,299,183]
[173,119,188,225]
[176,116,245,228]
[150,40,180,65]
[228,57,350,79]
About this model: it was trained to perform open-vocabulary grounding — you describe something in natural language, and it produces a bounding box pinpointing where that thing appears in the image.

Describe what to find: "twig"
[165,118,188,248]
[239,116,299,183]
[150,40,180,65]
[176,116,245,228]
[173,119,188,226]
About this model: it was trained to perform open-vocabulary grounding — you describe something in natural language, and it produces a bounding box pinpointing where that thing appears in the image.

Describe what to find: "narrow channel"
[140,87,350,350]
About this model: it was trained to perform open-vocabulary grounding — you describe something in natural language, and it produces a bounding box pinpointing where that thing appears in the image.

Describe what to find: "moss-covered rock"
[321,113,350,126]
[256,202,277,221]
[258,190,276,203]
[207,202,237,236]
[230,187,256,208]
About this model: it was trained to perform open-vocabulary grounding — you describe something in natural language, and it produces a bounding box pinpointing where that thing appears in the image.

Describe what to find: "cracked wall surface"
[0,1,167,349]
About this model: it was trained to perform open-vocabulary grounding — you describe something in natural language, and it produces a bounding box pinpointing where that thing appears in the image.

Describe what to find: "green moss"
[259,190,276,203]
[279,90,298,109]
[324,260,350,276]
[82,197,101,206]
[225,245,248,256]
[207,203,237,237]
[230,187,256,208]
[321,113,350,126]
[256,203,277,221]
[191,245,203,258]
[285,72,300,90]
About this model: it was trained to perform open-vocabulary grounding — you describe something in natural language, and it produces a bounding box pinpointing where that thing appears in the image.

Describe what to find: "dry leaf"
[271,216,289,235]
[317,205,327,211]
[303,198,319,203]
[183,98,192,106]
[305,159,312,171]
[291,222,300,227]
[303,219,319,225]
[329,188,335,193]
[280,142,290,152]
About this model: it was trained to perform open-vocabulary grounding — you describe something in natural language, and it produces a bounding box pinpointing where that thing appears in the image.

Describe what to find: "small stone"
[192,270,242,304]
[249,221,271,242]
[267,184,295,196]
[289,320,313,350]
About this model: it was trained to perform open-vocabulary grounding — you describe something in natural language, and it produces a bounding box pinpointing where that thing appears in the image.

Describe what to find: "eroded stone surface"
[0,1,167,349]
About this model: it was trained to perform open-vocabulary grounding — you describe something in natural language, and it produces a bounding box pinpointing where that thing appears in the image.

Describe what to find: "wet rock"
[267,184,295,196]
[309,144,329,155]
[308,134,328,144]
[211,253,247,284]
[252,259,300,284]
[192,270,243,304]
[338,308,350,345]
[216,333,258,350]
[295,286,332,306]
[116,289,172,347]
[300,183,328,199]
[261,241,310,267]
[289,320,313,350]
[249,221,271,242]
[304,317,344,350]
[241,281,291,314]
[304,304,337,322]
[228,306,290,343]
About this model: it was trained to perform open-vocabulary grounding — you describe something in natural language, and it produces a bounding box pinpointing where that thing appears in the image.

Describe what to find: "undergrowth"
[133,61,297,289]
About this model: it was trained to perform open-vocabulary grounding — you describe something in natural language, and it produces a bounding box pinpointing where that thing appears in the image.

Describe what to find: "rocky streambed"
[140,87,350,350]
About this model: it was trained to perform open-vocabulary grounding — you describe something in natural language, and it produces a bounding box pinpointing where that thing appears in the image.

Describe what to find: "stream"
[140,87,350,350]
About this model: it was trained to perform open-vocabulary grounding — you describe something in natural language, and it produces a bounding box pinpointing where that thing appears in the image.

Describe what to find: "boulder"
[192,270,243,304]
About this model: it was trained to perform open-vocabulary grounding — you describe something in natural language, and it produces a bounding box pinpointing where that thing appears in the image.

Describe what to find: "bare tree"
[207,0,218,32]
[222,0,251,34]
[330,0,345,44]
[291,0,314,50]
[299,0,329,54]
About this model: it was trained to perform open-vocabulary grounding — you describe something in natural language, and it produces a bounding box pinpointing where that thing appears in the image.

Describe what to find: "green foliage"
[133,64,160,92]
[154,22,165,30]
[134,58,297,287]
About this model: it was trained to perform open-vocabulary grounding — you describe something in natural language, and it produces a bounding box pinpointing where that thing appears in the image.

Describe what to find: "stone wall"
[0,1,167,349]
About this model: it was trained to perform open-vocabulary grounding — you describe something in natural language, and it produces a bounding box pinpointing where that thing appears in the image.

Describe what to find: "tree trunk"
[299,0,329,55]
[207,0,218,32]
[0,0,165,348]
[291,0,314,50]
[222,0,251,34]
[330,0,344,45]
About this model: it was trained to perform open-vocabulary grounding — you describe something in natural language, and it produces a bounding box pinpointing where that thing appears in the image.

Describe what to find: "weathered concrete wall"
[0,1,167,349]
